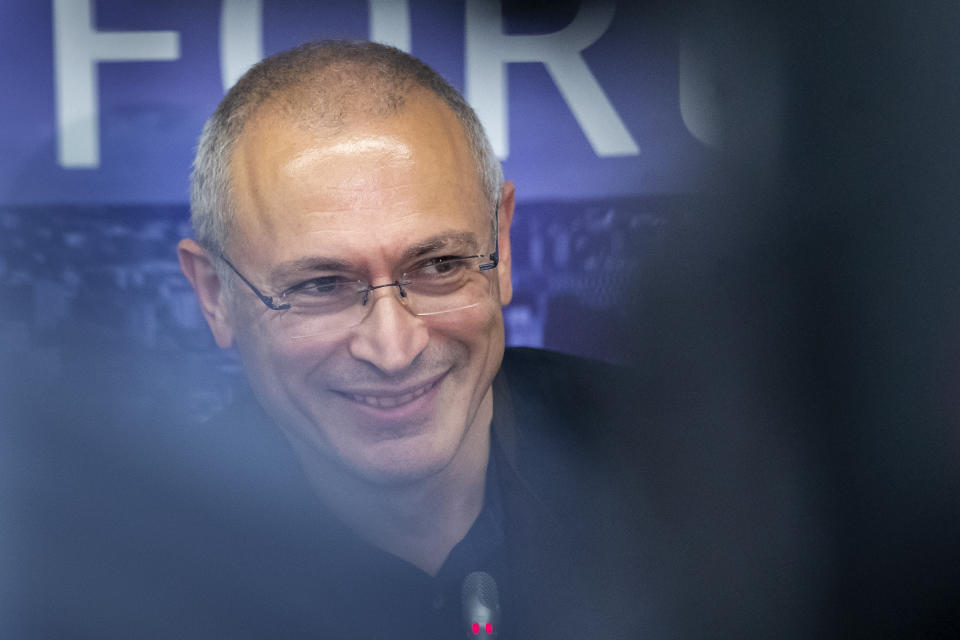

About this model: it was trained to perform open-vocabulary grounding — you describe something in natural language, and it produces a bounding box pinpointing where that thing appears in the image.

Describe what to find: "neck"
[291,392,493,577]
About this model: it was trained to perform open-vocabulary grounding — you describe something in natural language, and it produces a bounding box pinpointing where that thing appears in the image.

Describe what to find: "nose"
[347,285,429,375]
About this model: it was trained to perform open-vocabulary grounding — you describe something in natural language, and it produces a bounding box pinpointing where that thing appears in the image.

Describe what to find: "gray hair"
[189,40,503,260]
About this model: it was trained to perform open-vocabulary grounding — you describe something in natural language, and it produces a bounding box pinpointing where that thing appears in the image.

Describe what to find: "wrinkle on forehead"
[300,203,477,232]
[327,135,413,159]
[284,134,413,176]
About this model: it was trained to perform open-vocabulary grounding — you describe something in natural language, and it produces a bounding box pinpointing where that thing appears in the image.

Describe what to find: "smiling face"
[217,93,513,486]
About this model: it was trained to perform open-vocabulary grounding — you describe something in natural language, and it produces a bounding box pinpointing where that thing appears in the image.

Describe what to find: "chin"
[344,432,459,486]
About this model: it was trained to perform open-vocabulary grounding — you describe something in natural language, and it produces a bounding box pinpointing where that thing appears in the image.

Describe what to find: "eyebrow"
[400,231,480,261]
[269,257,355,285]
[269,232,482,284]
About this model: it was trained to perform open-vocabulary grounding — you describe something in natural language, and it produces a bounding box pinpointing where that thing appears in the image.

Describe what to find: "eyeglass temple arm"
[219,254,291,311]
[479,200,501,271]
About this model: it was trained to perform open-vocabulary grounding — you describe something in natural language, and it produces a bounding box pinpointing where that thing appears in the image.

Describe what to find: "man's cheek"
[434,297,500,338]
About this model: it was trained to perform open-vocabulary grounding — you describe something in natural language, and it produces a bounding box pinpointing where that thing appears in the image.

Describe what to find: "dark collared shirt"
[322,443,509,639]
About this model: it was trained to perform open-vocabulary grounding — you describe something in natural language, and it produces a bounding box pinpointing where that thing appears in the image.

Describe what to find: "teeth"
[350,380,434,409]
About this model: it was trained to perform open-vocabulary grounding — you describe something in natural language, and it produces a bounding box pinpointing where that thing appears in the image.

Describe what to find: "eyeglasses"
[219,212,500,341]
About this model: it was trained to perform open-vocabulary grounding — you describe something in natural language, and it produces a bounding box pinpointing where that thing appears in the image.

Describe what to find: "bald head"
[190,41,502,257]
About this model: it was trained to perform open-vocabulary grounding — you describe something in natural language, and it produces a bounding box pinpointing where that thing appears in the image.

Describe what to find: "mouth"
[335,372,447,411]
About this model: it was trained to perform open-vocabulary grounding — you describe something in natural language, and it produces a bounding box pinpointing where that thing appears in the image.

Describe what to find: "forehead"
[228,93,488,268]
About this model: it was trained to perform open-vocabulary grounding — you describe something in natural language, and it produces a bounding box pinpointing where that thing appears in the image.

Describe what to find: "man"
[4,39,825,640]
[175,41,651,639]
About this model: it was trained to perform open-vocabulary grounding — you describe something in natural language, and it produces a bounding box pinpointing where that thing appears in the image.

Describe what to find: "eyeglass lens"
[278,257,496,340]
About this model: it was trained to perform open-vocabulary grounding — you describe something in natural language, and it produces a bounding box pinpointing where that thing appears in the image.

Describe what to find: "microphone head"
[461,571,501,637]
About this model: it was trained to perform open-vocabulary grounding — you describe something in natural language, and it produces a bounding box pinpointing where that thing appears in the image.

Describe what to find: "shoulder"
[497,347,640,436]
[500,346,628,386]
[491,348,648,503]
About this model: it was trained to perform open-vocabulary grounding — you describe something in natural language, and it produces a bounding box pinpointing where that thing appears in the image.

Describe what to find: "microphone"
[461,571,500,637]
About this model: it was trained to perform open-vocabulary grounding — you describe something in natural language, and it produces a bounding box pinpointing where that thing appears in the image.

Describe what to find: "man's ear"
[496,180,516,306]
[177,238,234,349]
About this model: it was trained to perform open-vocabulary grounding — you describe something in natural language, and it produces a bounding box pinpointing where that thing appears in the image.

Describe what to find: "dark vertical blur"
[630,0,960,636]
